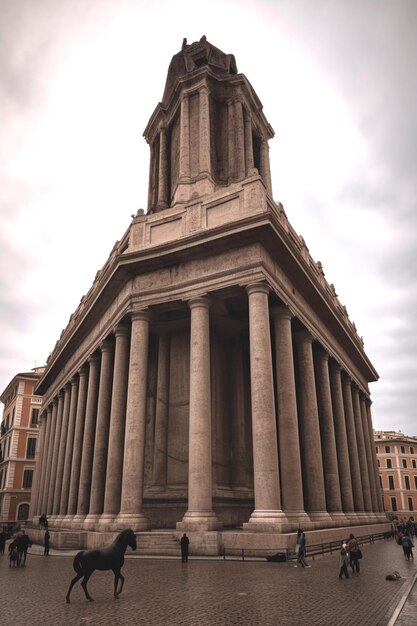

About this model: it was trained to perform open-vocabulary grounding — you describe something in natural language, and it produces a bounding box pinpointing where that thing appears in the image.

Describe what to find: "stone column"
[351,384,373,517]
[47,390,64,521]
[74,354,100,524]
[243,107,254,175]
[84,339,114,529]
[52,383,71,517]
[157,126,168,209]
[40,399,57,517]
[199,87,211,176]
[29,410,47,521]
[231,334,250,488]
[179,95,190,180]
[59,376,79,523]
[341,375,365,514]
[99,324,130,529]
[365,399,385,514]
[293,330,331,527]
[259,139,272,194]
[272,306,308,528]
[359,393,379,516]
[177,296,221,531]
[36,405,52,518]
[328,362,355,520]
[243,284,287,531]
[116,311,151,530]
[314,346,345,525]
[147,141,156,212]
[235,100,245,180]
[66,365,88,523]
[151,332,170,489]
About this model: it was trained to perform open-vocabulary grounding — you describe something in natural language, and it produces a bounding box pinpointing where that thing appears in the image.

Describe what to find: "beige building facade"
[374,430,417,517]
[31,38,388,553]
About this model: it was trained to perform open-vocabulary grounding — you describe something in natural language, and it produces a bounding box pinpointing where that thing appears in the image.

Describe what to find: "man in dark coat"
[180,533,190,562]
[18,530,32,566]
[44,530,50,556]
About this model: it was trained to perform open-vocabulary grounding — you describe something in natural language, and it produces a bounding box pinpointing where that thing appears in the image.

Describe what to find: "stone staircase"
[135,531,180,556]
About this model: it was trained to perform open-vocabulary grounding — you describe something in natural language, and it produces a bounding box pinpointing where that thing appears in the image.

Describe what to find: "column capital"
[271,304,293,321]
[188,294,211,310]
[314,344,329,362]
[245,282,270,297]
[100,337,114,353]
[329,360,342,375]
[113,322,130,339]
[78,364,88,378]
[88,352,100,366]
[293,328,313,346]
[130,309,151,323]
[70,376,78,388]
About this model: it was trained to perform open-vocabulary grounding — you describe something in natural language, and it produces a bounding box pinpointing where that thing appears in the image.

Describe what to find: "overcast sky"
[1,0,416,436]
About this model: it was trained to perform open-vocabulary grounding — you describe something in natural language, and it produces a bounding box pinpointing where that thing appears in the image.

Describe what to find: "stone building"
[374,430,417,517]
[0,367,45,530]
[31,37,389,553]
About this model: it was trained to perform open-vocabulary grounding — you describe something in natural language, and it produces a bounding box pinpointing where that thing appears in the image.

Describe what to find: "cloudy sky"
[1,0,416,435]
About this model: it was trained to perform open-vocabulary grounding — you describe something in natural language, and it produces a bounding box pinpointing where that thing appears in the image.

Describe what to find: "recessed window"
[22,469,33,489]
[401,446,405,453]
[415,476,417,490]
[413,460,416,469]
[30,408,39,426]
[387,459,392,468]
[388,475,395,490]
[404,475,410,490]
[385,445,390,453]
[408,497,414,512]
[411,447,414,454]
[403,459,407,468]
[26,438,36,459]
[391,497,397,511]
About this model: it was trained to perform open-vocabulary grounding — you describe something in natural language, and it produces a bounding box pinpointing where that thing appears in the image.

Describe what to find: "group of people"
[7,530,32,567]
[339,534,362,579]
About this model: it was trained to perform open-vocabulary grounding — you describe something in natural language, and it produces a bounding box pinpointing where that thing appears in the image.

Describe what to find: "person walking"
[401,534,414,560]
[18,530,32,566]
[347,533,361,574]
[180,533,190,562]
[339,545,349,579]
[44,530,50,556]
[294,529,310,568]
[0,529,6,554]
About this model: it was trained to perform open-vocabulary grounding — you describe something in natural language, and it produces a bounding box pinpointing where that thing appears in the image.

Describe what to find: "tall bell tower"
[144,36,274,212]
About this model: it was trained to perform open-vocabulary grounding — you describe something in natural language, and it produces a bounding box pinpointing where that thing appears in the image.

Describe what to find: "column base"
[243,510,290,533]
[328,512,350,527]
[176,511,222,532]
[83,514,101,531]
[305,510,334,529]
[282,510,312,531]
[97,513,118,532]
[71,514,87,529]
[60,515,75,529]
[114,512,151,532]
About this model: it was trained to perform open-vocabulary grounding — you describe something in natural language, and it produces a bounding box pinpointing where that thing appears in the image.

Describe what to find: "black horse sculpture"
[66,528,137,603]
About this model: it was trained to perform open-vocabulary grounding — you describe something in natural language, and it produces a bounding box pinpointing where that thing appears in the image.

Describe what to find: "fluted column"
[177,296,221,531]
[59,376,79,523]
[314,346,345,524]
[74,353,100,523]
[40,399,57,516]
[199,87,211,175]
[147,141,156,211]
[66,365,88,523]
[29,410,47,521]
[243,284,287,531]
[52,383,71,517]
[47,390,64,521]
[235,100,245,180]
[293,330,331,527]
[359,393,379,516]
[84,339,114,529]
[351,384,373,517]
[272,306,308,528]
[157,126,168,209]
[365,399,385,513]
[341,375,365,514]
[179,95,190,180]
[116,311,151,530]
[243,107,254,175]
[99,324,130,529]
[151,332,170,489]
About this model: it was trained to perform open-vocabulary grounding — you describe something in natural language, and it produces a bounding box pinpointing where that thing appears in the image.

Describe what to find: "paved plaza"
[0,538,416,625]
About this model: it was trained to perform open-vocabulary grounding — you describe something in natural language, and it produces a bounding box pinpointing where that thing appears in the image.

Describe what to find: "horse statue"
[66,528,137,603]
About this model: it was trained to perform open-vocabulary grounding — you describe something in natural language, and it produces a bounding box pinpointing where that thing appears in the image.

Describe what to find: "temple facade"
[31,37,389,552]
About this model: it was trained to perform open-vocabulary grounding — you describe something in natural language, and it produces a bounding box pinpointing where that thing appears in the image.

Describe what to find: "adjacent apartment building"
[374,430,417,517]
[0,367,45,530]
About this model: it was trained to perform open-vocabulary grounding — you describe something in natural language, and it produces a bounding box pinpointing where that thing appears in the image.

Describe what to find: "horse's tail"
[72,551,85,574]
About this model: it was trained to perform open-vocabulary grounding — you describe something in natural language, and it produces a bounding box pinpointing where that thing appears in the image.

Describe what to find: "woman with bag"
[347,533,362,573]
[295,529,311,568]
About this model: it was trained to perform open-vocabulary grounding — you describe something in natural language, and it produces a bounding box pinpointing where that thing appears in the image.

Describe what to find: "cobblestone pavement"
[0,539,416,626]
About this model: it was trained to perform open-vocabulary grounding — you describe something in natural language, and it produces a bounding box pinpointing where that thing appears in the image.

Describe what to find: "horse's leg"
[66,572,83,604]
[113,569,124,598]
[81,573,94,602]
